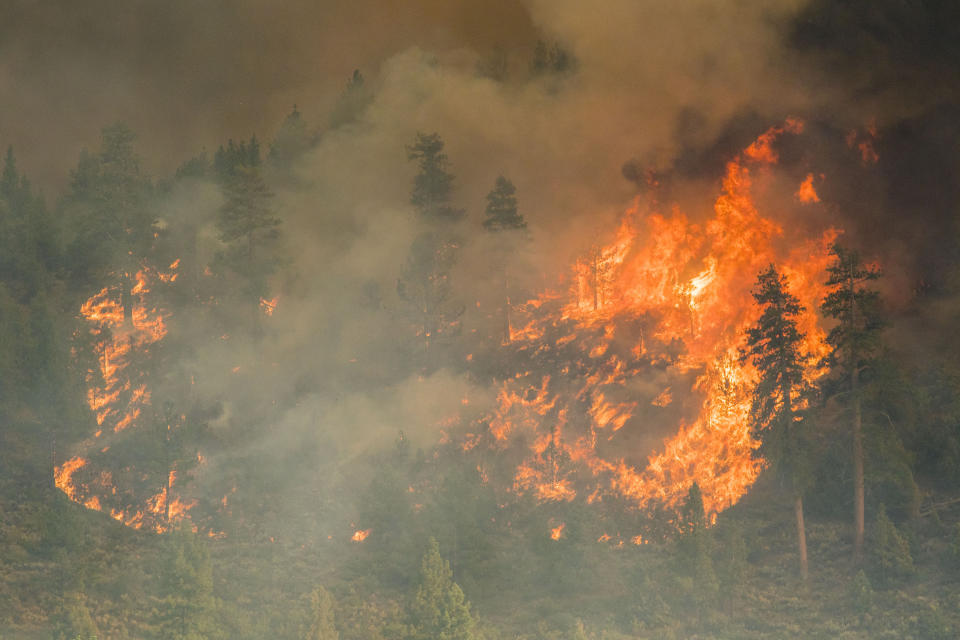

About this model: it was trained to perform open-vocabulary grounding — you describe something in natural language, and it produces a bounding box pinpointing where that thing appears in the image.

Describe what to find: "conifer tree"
[269,105,312,170]
[214,140,281,335]
[407,133,464,222]
[329,69,372,129]
[821,243,883,563]
[301,586,339,640]
[159,527,219,639]
[398,133,465,364]
[62,123,155,313]
[408,538,475,640]
[482,175,527,343]
[675,483,718,614]
[741,265,811,581]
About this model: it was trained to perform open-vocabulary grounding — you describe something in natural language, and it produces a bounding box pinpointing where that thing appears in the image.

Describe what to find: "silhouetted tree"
[330,70,373,129]
[821,243,883,562]
[482,176,527,343]
[741,265,811,581]
[269,105,312,170]
[407,133,464,222]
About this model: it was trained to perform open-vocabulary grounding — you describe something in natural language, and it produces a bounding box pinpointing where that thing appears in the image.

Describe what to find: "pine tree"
[821,242,883,563]
[215,162,281,334]
[482,176,527,343]
[872,504,914,585]
[269,105,312,170]
[329,69,372,129]
[158,527,219,639]
[407,133,464,222]
[398,133,465,364]
[301,586,339,640]
[409,538,475,640]
[741,265,811,581]
[62,123,155,311]
[675,483,718,615]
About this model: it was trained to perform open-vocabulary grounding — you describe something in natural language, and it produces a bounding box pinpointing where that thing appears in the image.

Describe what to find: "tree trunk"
[502,266,511,344]
[852,363,865,562]
[795,494,808,582]
[848,272,865,563]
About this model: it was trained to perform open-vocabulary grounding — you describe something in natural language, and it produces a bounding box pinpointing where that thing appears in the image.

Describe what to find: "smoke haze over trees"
[2,0,960,637]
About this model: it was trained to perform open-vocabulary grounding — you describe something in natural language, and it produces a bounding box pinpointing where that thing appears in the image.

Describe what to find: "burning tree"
[741,265,812,581]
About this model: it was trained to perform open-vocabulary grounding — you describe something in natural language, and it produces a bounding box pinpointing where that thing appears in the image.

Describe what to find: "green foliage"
[848,569,874,614]
[54,591,99,640]
[821,243,883,376]
[157,527,220,639]
[301,586,339,640]
[214,164,282,315]
[63,123,155,296]
[531,40,576,76]
[269,106,312,169]
[872,505,914,584]
[951,522,960,568]
[482,177,525,232]
[408,538,475,640]
[913,601,954,640]
[407,133,464,222]
[673,484,718,613]
[213,136,261,180]
[714,521,748,607]
[741,265,810,487]
[330,70,373,129]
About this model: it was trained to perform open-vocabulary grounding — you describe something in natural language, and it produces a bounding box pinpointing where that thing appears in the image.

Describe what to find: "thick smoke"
[15,1,960,528]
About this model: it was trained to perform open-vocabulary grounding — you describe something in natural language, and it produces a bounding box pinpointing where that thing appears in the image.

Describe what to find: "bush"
[872,505,914,585]
[847,569,873,614]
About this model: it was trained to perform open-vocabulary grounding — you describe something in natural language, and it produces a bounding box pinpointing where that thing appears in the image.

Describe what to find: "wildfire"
[550,522,566,540]
[352,529,371,542]
[795,173,820,203]
[55,259,209,535]
[259,296,279,316]
[474,119,838,520]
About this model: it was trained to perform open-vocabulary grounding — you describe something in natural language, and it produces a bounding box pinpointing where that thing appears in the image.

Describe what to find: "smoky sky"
[0,0,535,189]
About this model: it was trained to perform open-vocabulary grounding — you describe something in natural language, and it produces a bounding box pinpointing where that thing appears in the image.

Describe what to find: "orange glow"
[259,296,279,316]
[795,173,820,203]
[550,522,566,540]
[473,119,838,521]
[56,259,211,535]
[351,529,371,542]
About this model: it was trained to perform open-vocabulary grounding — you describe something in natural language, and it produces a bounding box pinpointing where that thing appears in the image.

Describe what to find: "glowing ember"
[550,522,566,540]
[795,173,820,203]
[352,529,371,542]
[259,296,279,316]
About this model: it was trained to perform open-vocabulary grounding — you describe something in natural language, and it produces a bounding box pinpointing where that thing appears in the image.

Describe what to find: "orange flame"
[550,522,566,540]
[352,529,371,542]
[795,173,821,203]
[474,119,838,520]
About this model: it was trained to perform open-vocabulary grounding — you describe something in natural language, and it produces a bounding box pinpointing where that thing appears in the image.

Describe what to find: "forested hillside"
[2,1,960,638]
